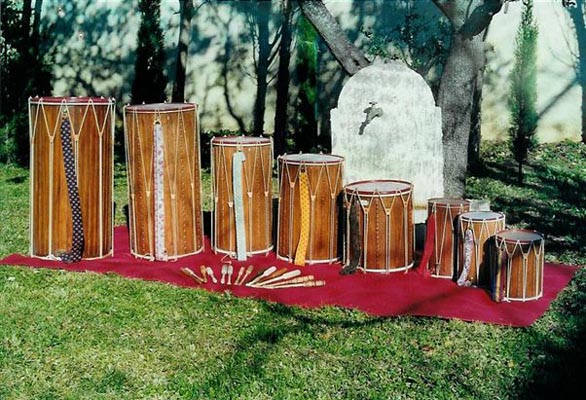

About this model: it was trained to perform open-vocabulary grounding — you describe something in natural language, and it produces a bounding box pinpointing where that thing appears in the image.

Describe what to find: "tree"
[273,0,293,158]
[564,0,586,143]
[172,0,195,103]
[508,0,538,184]
[131,0,167,104]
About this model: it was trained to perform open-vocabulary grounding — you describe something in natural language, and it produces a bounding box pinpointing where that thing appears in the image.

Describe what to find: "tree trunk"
[253,2,271,136]
[273,0,293,158]
[298,0,369,75]
[569,0,586,143]
[518,161,523,185]
[438,33,486,197]
[172,0,194,103]
[468,65,484,171]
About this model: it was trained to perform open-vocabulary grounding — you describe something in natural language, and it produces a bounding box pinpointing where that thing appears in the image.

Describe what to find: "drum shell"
[494,230,544,301]
[428,198,471,279]
[124,103,204,259]
[458,211,505,286]
[277,154,344,263]
[211,137,273,255]
[344,180,414,272]
[29,97,114,259]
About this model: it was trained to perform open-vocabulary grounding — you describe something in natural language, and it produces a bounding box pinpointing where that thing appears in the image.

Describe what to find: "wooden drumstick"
[206,267,218,284]
[238,265,254,285]
[261,275,314,288]
[180,267,204,284]
[269,280,326,289]
[253,269,301,287]
[256,267,288,285]
[234,266,245,285]
[199,265,208,283]
[246,266,277,287]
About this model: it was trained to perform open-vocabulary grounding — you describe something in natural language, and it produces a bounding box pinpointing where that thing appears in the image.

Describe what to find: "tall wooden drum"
[29,96,115,260]
[211,136,273,258]
[277,153,344,264]
[457,211,505,287]
[493,229,544,302]
[344,180,414,273]
[427,198,471,279]
[124,103,204,260]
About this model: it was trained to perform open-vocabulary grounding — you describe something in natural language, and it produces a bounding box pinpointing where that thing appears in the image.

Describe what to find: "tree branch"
[458,0,508,39]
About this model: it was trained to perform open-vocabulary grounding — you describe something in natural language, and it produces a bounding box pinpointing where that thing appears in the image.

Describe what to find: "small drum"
[344,180,414,272]
[277,153,344,264]
[211,136,273,257]
[124,103,204,260]
[427,198,471,278]
[29,96,115,260]
[457,211,505,286]
[493,229,544,302]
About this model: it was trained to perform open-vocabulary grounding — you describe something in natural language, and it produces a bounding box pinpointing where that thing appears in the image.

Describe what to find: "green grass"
[1,143,585,399]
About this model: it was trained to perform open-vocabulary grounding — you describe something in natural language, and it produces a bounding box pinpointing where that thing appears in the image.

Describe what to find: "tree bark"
[273,0,293,158]
[298,0,369,75]
[568,0,586,143]
[172,0,194,103]
[253,1,271,135]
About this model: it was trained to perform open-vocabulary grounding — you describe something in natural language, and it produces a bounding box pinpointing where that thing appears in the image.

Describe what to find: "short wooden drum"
[344,180,414,273]
[277,153,344,264]
[124,103,204,260]
[29,96,115,260]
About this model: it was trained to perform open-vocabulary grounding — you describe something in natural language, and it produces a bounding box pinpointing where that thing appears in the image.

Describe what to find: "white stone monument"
[331,60,444,223]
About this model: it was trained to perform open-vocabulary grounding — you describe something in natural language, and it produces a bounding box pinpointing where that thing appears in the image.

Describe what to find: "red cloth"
[0,226,579,327]
[416,214,435,277]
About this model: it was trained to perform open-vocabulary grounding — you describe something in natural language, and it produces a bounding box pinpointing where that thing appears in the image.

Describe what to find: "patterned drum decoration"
[29,96,115,260]
[124,103,204,260]
[457,211,505,287]
[211,136,273,259]
[493,229,544,302]
[427,198,471,279]
[277,153,344,264]
[344,180,414,273]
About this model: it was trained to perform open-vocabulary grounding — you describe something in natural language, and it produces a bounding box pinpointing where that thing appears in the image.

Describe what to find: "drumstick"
[253,269,301,287]
[256,267,288,284]
[227,265,234,285]
[221,264,228,284]
[180,267,204,284]
[238,265,254,285]
[234,266,245,285]
[269,280,326,289]
[199,265,208,283]
[206,267,218,284]
[246,266,277,287]
[261,275,314,288]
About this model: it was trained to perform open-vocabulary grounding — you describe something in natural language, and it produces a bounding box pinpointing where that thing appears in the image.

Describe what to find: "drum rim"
[29,96,114,105]
[428,197,471,207]
[496,228,543,244]
[344,179,412,195]
[459,210,505,222]
[279,153,344,165]
[124,102,197,112]
[211,136,271,145]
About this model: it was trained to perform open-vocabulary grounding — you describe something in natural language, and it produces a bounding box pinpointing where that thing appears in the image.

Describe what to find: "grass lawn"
[0,142,585,399]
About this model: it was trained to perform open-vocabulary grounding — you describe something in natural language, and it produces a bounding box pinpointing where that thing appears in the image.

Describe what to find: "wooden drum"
[457,211,505,286]
[29,96,115,260]
[277,153,344,264]
[211,136,273,257]
[493,229,544,302]
[427,198,471,279]
[344,180,414,273]
[124,103,204,260]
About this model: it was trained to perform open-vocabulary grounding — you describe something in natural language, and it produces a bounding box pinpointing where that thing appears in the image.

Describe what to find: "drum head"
[125,103,196,112]
[460,211,504,222]
[211,136,271,146]
[497,229,543,244]
[280,153,343,165]
[29,96,114,105]
[345,180,412,195]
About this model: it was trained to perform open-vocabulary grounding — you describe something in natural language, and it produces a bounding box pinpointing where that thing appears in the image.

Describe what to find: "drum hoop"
[279,154,344,165]
[428,198,471,207]
[124,103,197,113]
[29,96,115,105]
[344,179,412,196]
[211,136,272,146]
[459,211,505,222]
[495,228,543,244]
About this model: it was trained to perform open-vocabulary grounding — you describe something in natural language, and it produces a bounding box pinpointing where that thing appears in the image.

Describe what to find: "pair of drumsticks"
[180,265,325,289]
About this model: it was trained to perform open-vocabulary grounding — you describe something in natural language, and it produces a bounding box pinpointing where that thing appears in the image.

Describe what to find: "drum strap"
[340,196,361,275]
[415,214,435,277]
[457,229,474,286]
[59,117,85,263]
[294,170,310,266]
[153,121,168,261]
[233,151,247,261]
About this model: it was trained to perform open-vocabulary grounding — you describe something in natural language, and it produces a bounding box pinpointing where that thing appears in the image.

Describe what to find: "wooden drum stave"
[344,180,414,273]
[29,96,115,260]
[211,136,273,257]
[493,229,544,302]
[427,198,471,279]
[457,211,505,287]
[124,103,204,260]
[277,153,344,264]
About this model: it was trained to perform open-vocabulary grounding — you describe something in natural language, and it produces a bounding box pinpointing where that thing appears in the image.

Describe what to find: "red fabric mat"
[0,227,579,327]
